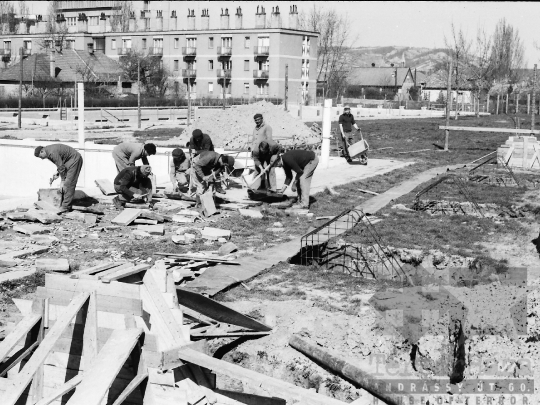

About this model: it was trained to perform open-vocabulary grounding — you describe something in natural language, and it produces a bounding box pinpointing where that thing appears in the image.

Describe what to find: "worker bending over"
[252,140,281,192]
[34,144,83,213]
[169,148,190,192]
[188,129,214,158]
[192,151,235,197]
[338,106,360,162]
[113,165,153,208]
[112,142,156,172]
[277,149,319,209]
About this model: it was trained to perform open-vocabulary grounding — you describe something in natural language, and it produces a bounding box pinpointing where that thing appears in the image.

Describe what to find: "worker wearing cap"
[188,129,214,158]
[252,140,281,192]
[338,107,360,162]
[112,142,157,173]
[276,149,319,209]
[169,148,191,192]
[34,144,83,213]
[113,165,153,208]
[191,151,235,196]
[252,113,273,152]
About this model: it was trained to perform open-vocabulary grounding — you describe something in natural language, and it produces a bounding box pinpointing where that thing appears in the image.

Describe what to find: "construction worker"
[338,106,361,162]
[169,148,190,192]
[252,140,281,192]
[113,165,153,208]
[188,129,214,157]
[112,142,156,173]
[252,113,273,152]
[34,144,83,213]
[277,149,319,209]
[191,151,235,196]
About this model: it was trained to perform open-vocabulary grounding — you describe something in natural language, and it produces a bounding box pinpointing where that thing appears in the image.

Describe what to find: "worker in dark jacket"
[169,148,190,192]
[113,165,153,208]
[112,142,156,173]
[188,129,214,157]
[252,140,281,192]
[191,151,234,196]
[34,144,83,213]
[338,107,360,162]
[277,150,319,209]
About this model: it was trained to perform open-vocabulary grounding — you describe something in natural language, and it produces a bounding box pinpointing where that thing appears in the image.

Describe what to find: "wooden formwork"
[498,135,540,169]
[0,263,347,405]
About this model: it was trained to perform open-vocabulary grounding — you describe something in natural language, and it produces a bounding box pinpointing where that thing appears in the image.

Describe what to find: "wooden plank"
[111,208,142,226]
[110,372,148,405]
[34,375,83,405]
[439,125,540,134]
[82,292,98,369]
[101,264,151,284]
[65,328,143,405]
[95,179,117,195]
[45,274,141,299]
[70,262,125,279]
[157,253,238,264]
[0,314,41,363]
[96,262,137,281]
[3,292,90,405]
[504,145,514,164]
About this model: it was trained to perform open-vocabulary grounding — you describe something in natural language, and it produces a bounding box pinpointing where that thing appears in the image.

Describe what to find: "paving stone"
[35,258,70,272]
[137,224,164,236]
[218,242,238,255]
[201,227,231,241]
[13,224,50,235]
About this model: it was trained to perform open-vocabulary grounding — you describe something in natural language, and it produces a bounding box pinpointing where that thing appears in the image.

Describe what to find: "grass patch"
[0,271,45,307]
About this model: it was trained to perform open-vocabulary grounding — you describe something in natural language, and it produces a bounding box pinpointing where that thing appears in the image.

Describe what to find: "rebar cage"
[297,208,407,282]
[468,152,521,187]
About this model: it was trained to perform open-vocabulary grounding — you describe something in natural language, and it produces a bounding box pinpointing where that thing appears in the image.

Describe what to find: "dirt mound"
[175,101,319,149]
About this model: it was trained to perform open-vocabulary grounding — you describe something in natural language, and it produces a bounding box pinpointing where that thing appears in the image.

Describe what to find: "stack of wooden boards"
[0,262,346,405]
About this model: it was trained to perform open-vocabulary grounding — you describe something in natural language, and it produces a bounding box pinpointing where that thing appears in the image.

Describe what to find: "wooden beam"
[439,125,540,134]
[34,375,83,405]
[110,372,149,405]
[0,313,41,363]
[82,292,98,369]
[3,293,90,405]
[177,348,347,405]
[65,328,143,405]
[70,262,125,279]
[96,262,139,281]
[101,263,152,284]
[45,274,141,299]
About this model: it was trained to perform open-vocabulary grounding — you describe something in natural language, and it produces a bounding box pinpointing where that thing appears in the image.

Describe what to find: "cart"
[342,130,369,165]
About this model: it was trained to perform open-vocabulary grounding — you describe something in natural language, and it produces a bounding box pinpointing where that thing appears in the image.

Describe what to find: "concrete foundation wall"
[0,139,252,197]
[287,105,445,121]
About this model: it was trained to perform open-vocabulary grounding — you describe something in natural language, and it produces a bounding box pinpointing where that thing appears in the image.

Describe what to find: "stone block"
[201,227,231,240]
[38,188,62,207]
[137,224,164,236]
[218,242,238,255]
[35,258,70,272]
[13,224,50,235]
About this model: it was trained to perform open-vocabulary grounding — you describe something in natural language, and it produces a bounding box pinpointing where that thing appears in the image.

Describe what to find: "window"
[153,38,163,48]
[89,16,99,26]
[66,17,77,26]
[244,83,249,95]
[142,38,147,48]
[111,39,116,50]
[244,36,250,49]
[66,39,75,49]
[208,60,213,70]
[208,82,213,94]
[221,60,231,70]
[3,41,11,51]
[173,60,179,71]
[122,38,131,49]
[244,60,249,71]
[221,37,232,48]
[174,38,179,49]
[258,60,269,71]
[257,36,269,47]
[186,37,196,47]
[23,40,32,50]
[209,37,214,48]
[257,83,269,95]
[190,83,196,93]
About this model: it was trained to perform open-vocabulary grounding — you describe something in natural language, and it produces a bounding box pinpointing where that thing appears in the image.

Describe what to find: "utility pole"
[137,58,141,129]
[444,58,453,151]
[532,64,537,131]
[284,64,288,111]
[187,76,191,126]
[18,48,23,129]
[222,76,226,110]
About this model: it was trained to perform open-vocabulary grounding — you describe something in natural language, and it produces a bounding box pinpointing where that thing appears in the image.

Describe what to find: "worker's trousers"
[114,177,152,202]
[112,151,132,173]
[296,156,319,208]
[61,157,83,210]
[255,164,277,191]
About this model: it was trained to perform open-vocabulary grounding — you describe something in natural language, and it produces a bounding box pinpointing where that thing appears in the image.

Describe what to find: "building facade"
[0,1,318,104]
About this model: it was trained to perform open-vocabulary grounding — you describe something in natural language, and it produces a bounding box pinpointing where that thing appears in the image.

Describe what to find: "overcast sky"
[25,1,540,67]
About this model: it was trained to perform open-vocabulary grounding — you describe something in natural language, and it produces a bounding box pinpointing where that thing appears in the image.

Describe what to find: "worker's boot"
[113,196,125,209]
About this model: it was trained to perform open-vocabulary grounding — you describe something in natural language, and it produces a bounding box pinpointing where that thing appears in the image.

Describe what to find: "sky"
[25,1,540,67]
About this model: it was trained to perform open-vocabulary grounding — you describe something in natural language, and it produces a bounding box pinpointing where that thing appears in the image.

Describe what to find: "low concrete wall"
[0,139,253,197]
[287,105,445,122]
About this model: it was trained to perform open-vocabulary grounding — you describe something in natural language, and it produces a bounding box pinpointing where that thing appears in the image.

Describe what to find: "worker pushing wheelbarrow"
[338,106,369,165]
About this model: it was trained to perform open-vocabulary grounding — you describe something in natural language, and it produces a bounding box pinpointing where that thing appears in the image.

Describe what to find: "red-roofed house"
[345,67,419,100]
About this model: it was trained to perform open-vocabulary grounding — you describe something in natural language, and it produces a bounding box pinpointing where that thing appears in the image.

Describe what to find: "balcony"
[148,47,163,56]
[117,47,131,56]
[217,46,232,57]
[21,48,32,56]
[253,70,269,80]
[0,49,11,56]
[182,47,196,57]
[182,69,197,78]
[217,69,231,79]
[254,46,269,57]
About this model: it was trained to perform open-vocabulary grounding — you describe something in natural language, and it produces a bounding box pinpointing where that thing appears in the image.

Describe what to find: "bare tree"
[0,1,17,34]
[119,50,172,98]
[444,23,472,118]
[38,1,69,52]
[491,18,525,85]
[109,0,134,32]
[18,0,28,17]
[298,5,357,99]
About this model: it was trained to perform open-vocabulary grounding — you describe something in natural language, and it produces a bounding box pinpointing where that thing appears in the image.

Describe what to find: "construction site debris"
[34,200,61,214]
[35,257,70,272]
[218,242,238,255]
[178,101,319,149]
[266,227,285,233]
[37,187,62,206]
[136,224,164,235]
[133,218,159,225]
[72,205,105,215]
[238,209,263,218]
[357,188,379,196]
[111,208,142,225]
[172,214,196,223]
[201,227,231,241]
[13,224,49,235]
[125,202,150,209]
[95,178,116,195]
[200,190,217,217]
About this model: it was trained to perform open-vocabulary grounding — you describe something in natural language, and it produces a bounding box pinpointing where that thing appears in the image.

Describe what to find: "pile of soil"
[174,101,319,149]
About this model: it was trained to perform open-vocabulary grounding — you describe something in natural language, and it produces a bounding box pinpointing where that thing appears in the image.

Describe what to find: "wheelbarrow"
[344,130,369,165]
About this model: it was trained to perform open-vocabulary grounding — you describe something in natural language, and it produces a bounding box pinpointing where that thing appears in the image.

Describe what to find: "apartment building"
[0,1,318,104]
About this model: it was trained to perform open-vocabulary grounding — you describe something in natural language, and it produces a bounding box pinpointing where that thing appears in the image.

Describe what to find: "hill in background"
[346,46,449,72]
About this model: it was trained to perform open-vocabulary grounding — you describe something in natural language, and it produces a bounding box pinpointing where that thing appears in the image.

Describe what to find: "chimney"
[220,8,229,30]
[288,5,298,29]
[77,13,88,33]
[50,49,55,78]
[255,5,266,28]
[201,9,209,30]
[170,10,177,30]
[235,7,242,29]
[187,9,195,30]
[99,12,106,33]
[271,6,281,28]
[128,11,135,31]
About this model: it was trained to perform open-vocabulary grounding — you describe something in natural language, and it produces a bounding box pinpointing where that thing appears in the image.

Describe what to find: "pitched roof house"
[347,67,418,89]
